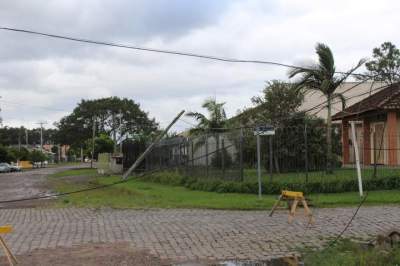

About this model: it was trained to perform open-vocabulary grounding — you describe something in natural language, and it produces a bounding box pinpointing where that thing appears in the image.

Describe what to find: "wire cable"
[0,143,234,206]
[0,26,372,78]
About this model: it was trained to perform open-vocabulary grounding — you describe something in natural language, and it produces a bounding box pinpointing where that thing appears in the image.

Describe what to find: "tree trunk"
[326,96,333,174]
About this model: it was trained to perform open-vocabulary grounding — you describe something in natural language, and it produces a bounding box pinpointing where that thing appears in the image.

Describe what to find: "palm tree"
[288,43,365,173]
[186,98,227,134]
[186,98,227,152]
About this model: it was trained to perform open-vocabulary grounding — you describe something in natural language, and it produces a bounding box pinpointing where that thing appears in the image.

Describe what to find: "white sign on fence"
[254,125,275,136]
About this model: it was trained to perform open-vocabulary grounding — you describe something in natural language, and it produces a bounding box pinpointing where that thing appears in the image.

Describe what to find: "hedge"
[139,171,400,194]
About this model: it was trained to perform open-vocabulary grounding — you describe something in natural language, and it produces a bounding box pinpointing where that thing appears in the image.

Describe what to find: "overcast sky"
[0,0,399,131]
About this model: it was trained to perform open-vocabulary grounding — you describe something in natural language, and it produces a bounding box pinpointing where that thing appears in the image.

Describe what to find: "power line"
[0,26,372,78]
[0,99,69,112]
[0,143,234,206]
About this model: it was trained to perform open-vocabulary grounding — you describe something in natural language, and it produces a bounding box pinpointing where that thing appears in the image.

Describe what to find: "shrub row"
[140,171,400,194]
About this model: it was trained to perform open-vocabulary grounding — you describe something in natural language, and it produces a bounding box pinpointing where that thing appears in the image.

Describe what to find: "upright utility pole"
[25,129,29,148]
[36,121,47,152]
[18,128,21,151]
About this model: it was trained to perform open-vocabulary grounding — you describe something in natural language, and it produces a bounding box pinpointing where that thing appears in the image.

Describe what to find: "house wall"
[188,135,238,166]
[369,121,388,165]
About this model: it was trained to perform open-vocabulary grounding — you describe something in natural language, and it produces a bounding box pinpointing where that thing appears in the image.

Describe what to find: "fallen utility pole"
[122,110,185,180]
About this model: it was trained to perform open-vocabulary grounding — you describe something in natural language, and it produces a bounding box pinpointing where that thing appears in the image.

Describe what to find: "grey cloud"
[0,0,233,61]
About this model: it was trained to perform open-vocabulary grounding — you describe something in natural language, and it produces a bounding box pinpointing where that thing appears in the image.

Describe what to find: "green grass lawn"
[302,239,400,266]
[51,168,98,178]
[49,168,400,209]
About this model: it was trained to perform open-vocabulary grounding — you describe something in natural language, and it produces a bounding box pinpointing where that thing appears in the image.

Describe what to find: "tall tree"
[55,97,158,149]
[288,43,365,173]
[186,98,227,153]
[186,98,227,135]
[251,80,304,127]
[364,42,400,84]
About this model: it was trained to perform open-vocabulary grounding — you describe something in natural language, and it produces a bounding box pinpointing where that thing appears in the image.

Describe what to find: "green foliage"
[288,43,365,173]
[55,97,158,148]
[0,145,15,163]
[144,170,400,195]
[50,168,400,209]
[186,98,227,135]
[85,133,115,159]
[8,147,30,161]
[0,126,58,146]
[364,41,400,84]
[49,169,276,210]
[303,239,400,266]
[250,80,304,127]
[29,150,47,163]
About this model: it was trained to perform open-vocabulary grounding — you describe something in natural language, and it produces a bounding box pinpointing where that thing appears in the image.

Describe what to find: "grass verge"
[302,239,400,266]
[48,168,400,209]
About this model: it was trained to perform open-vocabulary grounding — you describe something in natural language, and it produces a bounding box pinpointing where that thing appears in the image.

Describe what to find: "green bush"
[141,171,400,195]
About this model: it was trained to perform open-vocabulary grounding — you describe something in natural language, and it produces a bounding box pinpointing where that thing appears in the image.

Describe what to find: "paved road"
[0,166,399,263]
[1,206,399,263]
[0,164,88,208]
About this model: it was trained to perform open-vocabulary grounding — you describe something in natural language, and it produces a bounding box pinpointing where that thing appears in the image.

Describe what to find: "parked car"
[0,163,11,173]
[0,163,21,172]
[8,163,22,172]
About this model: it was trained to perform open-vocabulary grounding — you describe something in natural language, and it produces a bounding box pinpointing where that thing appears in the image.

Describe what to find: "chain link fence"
[141,123,398,182]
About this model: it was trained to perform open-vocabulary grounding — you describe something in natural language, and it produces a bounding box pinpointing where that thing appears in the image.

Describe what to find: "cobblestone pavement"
[1,206,399,262]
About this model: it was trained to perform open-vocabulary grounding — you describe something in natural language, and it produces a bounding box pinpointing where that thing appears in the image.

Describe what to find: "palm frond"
[186,112,207,121]
[316,43,335,77]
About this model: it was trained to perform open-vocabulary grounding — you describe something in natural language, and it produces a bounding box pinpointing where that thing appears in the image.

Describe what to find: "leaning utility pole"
[122,110,185,180]
[36,121,47,152]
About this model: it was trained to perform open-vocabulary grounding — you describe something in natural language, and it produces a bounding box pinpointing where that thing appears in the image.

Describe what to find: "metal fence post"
[239,128,244,181]
[159,146,162,170]
[269,135,273,183]
[185,139,189,175]
[222,138,225,179]
[304,123,309,183]
[205,134,209,178]
[257,134,262,199]
[191,139,194,169]
[179,142,182,169]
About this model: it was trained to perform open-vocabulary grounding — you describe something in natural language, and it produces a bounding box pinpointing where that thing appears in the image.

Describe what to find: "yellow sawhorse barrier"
[269,190,315,224]
[0,225,17,265]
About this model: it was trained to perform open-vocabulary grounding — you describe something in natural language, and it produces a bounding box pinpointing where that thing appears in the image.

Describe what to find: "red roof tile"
[332,83,400,120]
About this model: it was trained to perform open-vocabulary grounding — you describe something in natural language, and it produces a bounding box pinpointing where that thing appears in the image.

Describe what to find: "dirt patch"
[0,164,88,209]
[0,242,170,266]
